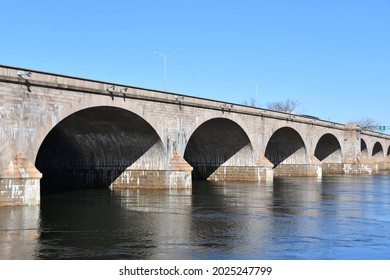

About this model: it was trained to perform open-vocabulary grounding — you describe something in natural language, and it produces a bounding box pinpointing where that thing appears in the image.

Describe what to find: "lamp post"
[248,79,266,107]
[154,50,178,91]
[310,96,324,116]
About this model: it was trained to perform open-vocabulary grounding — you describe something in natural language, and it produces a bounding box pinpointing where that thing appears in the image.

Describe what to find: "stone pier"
[0,152,41,206]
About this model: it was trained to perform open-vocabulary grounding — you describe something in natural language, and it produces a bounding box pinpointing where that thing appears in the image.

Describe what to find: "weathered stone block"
[343,163,378,174]
[273,163,322,177]
[322,163,345,174]
[208,166,260,181]
[0,152,41,206]
[110,169,192,189]
[111,153,193,189]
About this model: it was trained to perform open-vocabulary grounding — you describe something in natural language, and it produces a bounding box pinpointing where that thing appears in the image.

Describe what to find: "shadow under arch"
[314,133,342,162]
[388,146,390,157]
[361,139,369,157]
[36,106,164,194]
[184,118,253,180]
[265,127,307,168]
[372,142,384,161]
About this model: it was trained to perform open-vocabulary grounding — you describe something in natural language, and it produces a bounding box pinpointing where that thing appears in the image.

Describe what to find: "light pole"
[248,79,266,107]
[154,50,178,91]
[310,96,324,116]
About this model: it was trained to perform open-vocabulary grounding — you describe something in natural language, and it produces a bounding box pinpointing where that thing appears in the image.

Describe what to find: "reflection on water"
[1,173,390,259]
[0,206,40,259]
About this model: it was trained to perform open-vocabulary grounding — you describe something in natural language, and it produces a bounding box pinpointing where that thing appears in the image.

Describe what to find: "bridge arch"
[361,139,369,158]
[265,127,307,175]
[314,133,342,163]
[35,106,165,194]
[3,65,390,206]
[372,142,384,162]
[314,133,343,174]
[184,117,254,180]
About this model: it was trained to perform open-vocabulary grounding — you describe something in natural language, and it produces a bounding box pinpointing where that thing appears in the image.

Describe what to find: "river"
[1,173,390,259]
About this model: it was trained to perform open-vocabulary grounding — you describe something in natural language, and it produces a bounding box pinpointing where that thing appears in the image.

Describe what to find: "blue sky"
[1,0,389,128]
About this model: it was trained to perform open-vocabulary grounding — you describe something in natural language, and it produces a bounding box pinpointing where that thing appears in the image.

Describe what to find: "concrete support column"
[381,157,390,171]
[343,156,379,174]
[207,166,262,181]
[272,156,322,177]
[167,152,193,188]
[378,156,390,171]
[322,163,345,174]
[342,124,379,174]
[257,155,274,181]
[110,153,192,189]
[273,165,323,177]
[204,156,275,182]
[0,152,41,206]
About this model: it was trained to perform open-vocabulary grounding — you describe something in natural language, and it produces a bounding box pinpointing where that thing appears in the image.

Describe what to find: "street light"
[154,50,178,91]
[247,79,266,107]
[310,96,324,116]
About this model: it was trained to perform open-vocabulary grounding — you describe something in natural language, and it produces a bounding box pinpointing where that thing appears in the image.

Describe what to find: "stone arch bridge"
[1,65,389,206]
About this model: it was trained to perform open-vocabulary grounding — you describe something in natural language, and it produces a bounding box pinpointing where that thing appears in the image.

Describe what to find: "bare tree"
[243,97,257,107]
[354,117,379,131]
[267,99,299,113]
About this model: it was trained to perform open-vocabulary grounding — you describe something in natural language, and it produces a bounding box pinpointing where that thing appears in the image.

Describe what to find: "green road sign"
[379,125,386,131]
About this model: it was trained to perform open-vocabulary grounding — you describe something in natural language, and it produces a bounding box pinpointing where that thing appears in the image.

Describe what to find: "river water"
[1,173,390,260]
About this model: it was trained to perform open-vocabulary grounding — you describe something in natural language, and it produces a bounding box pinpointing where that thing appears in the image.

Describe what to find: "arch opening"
[265,127,307,168]
[361,139,368,158]
[314,133,342,163]
[36,106,164,194]
[372,142,384,161]
[184,118,253,180]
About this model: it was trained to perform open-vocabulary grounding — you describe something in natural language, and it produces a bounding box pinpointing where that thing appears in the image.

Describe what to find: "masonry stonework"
[1,65,389,206]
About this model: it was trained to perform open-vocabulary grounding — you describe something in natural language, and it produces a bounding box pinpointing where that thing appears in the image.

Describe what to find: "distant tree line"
[243,98,299,113]
[243,98,382,132]
[266,99,299,113]
[354,117,379,131]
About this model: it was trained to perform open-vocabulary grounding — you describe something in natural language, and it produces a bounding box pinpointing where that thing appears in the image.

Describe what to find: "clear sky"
[1,0,389,128]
